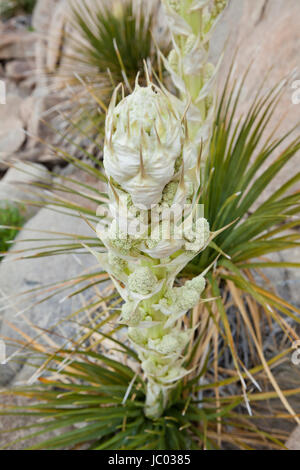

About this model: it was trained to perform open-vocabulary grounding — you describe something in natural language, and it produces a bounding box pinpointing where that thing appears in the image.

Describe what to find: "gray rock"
[0,162,51,220]
[0,117,25,161]
[210,0,244,62]
[5,60,35,82]
[0,206,99,386]
[0,94,26,165]
[4,148,62,165]
[211,1,300,310]
[19,95,37,127]
[32,0,62,34]
[32,0,62,79]
[286,425,300,450]
[258,248,300,309]
[25,95,59,150]
[0,394,66,450]
[213,0,300,206]
[46,1,67,73]
[0,32,36,60]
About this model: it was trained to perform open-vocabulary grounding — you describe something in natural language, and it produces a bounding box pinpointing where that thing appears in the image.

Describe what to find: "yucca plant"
[1,68,299,449]
[0,0,36,19]
[0,202,24,261]
[49,0,169,136]
[185,68,300,401]
[1,0,300,451]
[1,334,297,450]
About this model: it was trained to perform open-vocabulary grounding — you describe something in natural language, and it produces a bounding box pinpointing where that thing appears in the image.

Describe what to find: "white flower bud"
[104,84,184,209]
[120,301,143,326]
[211,0,227,17]
[167,0,181,12]
[128,326,149,346]
[204,63,215,82]
[168,49,180,74]
[186,274,206,293]
[128,266,158,295]
[184,34,197,55]
[108,253,128,275]
[148,330,190,355]
[183,217,210,251]
[159,274,206,315]
[107,220,141,255]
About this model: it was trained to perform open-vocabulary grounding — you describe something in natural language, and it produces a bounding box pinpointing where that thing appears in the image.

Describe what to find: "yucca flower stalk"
[161,0,228,154]
[88,77,218,418]
[87,1,230,418]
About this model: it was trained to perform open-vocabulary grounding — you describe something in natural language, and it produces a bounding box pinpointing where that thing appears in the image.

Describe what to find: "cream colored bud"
[104,84,184,209]
[168,49,179,74]
[167,0,181,12]
[128,266,158,295]
[184,34,197,55]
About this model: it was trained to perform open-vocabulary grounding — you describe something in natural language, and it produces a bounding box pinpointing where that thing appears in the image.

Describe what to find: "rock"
[15,148,61,165]
[37,151,62,164]
[2,148,42,165]
[1,161,50,186]
[1,147,62,166]
[1,15,31,31]
[286,425,300,450]
[19,95,49,131]
[32,0,62,33]
[35,39,47,81]
[3,93,61,157]
[0,393,73,449]
[0,161,51,220]
[25,96,56,149]
[210,0,243,62]
[0,117,25,161]
[0,94,23,119]
[18,76,37,94]
[19,96,36,127]
[5,60,35,82]
[25,97,44,147]
[0,32,36,60]
[32,0,62,76]
[258,248,300,309]
[212,0,300,204]
[46,1,67,73]
[0,94,27,166]
[0,206,99,386]
[0,78,26,99]
[24,92,63,149]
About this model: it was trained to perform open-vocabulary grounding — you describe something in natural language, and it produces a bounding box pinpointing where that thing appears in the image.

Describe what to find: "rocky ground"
[0,1,62,170]
[0,0,299,450]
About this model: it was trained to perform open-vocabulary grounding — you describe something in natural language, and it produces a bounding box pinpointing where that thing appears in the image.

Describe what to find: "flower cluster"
[93,82,212,418]
[104,83,184,209]
[162,0,228,150]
